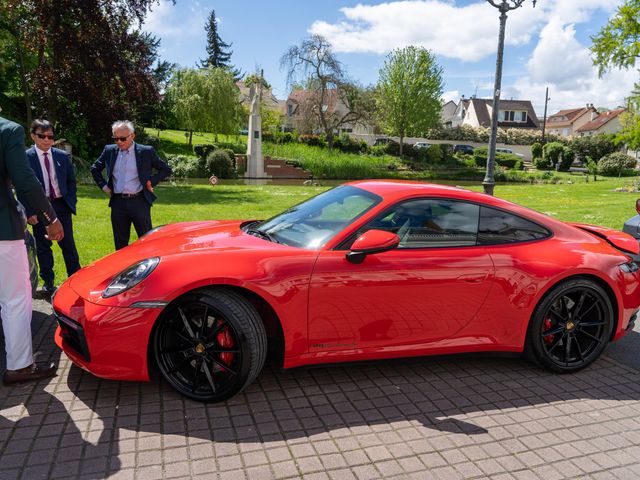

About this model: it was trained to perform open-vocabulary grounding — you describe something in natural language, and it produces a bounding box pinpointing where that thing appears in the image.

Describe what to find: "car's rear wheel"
[153,289,267,402]
[526,278,613,372]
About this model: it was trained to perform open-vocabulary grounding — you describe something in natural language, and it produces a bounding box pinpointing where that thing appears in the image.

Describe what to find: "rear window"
[478,206,550,245]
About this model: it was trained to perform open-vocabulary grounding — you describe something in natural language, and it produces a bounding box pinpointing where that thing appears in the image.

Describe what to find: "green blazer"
[0,116,57,240]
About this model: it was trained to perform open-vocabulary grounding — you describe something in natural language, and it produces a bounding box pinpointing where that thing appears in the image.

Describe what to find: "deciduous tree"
[376,46,443,157]
[280,35,374,149]
[0,0,170,157]
[166,67,240,145]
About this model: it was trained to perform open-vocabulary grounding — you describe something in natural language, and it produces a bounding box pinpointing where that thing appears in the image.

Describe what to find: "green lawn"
[42,178,639,286]
[153,129,246,157]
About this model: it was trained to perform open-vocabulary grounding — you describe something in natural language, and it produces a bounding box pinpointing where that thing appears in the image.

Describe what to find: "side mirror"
[346,229,400,264]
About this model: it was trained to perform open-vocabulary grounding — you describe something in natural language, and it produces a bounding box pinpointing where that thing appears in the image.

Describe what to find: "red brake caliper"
[543,318,554,345]
[217,323,235,366]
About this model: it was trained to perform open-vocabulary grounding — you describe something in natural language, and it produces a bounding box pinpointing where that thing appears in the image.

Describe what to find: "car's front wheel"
[526,278,613,372]
[153,289,267,402]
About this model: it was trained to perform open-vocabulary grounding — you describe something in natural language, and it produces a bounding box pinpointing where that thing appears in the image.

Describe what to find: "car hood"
[66,220,281,299]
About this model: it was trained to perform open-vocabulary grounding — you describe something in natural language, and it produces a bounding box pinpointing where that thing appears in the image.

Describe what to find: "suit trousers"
[32,198,81,285]
[110,194,152,250]
[0,240,33,370]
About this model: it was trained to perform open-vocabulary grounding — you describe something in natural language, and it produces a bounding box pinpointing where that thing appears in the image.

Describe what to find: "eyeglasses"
[35,133,55,140]
[112,134,132,142]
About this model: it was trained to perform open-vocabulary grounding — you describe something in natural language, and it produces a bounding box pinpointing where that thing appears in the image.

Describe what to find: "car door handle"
[457,273,489,283]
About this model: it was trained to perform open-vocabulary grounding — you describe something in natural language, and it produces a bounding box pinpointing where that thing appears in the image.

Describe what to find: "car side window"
[358,199,480,249]
[478,206,550,244]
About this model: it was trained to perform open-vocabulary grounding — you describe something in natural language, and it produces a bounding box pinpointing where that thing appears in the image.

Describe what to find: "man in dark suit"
[91,120,172,250]
[0,113,62,384]
[21,119,80,294]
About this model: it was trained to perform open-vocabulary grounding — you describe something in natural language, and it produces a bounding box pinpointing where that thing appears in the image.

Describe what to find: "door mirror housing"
[346,229,400,264]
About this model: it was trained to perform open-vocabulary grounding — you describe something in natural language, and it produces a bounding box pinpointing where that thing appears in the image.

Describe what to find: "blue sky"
[143,0,634,116]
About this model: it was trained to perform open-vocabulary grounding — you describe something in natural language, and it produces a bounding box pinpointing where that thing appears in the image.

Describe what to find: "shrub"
[143,135,160,150]
[531,142,542,160]
[543,142,564,169]
[333,134,370,154]
[597,152,637,176]
[271,131,295,144]
[559,146,575,172]
[216,141,246,154]
[193,144,217,159]
[534,155,553,170]
[299,134,326,148]
[569,134,617,163]
[426,144,443,164]
[206,149,235,178]
[472,146,520,168]
[439,143,454,163]
[167,154,202,178]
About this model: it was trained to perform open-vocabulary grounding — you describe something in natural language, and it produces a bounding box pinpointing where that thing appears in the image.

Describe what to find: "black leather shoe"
[3,362,57,386]
[42,283,56,295]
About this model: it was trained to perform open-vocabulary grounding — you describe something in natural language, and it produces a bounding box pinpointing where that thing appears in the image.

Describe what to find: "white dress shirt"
[35,146,61,199]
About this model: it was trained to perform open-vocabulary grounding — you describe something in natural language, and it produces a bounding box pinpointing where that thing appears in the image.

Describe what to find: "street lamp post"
[483,0,536,196]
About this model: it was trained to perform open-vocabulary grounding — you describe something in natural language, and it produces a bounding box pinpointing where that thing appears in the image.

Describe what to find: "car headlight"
[620,261,639,273]
[102,257,160,298]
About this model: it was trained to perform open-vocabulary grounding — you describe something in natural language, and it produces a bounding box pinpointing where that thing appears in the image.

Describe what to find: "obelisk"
[245,84,267,178]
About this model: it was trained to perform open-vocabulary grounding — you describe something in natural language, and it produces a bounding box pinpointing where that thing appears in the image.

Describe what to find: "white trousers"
[0,240,33,370]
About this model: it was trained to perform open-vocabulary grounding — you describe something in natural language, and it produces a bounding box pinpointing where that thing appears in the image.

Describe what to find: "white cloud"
[442,90,460,103]
[508,19,635,112]
[144,0,208,41]
[310,0,542,60]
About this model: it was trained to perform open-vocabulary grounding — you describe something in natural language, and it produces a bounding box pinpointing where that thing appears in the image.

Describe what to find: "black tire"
[525,278,613,373]
[153,289,267,402]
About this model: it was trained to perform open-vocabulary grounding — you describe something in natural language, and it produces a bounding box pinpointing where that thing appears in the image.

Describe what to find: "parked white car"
[414,142,431,149]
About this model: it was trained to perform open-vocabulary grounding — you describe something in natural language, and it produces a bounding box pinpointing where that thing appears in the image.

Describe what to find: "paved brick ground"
[1,300,640,479]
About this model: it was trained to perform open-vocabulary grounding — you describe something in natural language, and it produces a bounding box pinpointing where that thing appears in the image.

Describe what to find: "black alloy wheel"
[526,278,613,372]
[153,289,267,402]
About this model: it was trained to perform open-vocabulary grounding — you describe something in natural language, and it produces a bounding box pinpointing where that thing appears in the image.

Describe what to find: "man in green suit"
[0,113,63,385]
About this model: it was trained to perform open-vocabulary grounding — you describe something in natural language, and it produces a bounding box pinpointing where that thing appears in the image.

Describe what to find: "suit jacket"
[90,143,172,207]
[0,117,57,241]
[23,146,77,215]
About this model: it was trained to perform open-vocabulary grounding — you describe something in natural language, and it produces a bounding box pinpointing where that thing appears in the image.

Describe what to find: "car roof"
[343,179,563,228]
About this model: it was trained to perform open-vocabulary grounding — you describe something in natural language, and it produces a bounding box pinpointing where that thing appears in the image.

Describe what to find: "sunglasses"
[112,134,132,142]
[35,133,55,140]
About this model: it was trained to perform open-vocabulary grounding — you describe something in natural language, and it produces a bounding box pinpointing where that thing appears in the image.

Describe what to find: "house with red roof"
[544,105,599,138]
[575,108,626,137]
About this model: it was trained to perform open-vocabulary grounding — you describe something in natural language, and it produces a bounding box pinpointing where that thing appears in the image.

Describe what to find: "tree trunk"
[326,131,334,150]
[189,130,193,146]
[399,135,404,157]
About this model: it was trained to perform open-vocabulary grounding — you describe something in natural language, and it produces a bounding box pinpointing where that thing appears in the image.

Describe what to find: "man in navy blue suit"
[91,120,172,250]
[22,119,80,294]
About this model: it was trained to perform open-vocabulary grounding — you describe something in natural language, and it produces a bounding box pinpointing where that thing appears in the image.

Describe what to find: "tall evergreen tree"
[199,9,240,78]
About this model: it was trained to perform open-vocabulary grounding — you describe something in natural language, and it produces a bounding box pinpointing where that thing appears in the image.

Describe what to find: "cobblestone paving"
[1,301,640,479]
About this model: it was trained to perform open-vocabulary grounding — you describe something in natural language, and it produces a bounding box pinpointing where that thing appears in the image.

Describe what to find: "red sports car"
[52,180,640,402]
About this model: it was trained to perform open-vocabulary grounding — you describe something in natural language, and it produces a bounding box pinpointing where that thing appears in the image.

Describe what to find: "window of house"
[499,110,527,122]
[477,206,550,245]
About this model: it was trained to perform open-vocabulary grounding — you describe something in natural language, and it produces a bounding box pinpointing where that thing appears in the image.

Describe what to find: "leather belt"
[113,191,142,198]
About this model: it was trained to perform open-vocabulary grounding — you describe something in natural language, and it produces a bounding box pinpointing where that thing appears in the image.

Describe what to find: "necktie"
[43,152,56,199]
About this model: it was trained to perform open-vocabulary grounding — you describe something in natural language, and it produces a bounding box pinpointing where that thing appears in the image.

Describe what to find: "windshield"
[253,185,381,249]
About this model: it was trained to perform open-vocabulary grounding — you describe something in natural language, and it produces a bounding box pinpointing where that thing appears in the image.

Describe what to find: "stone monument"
[245,83,268,179]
